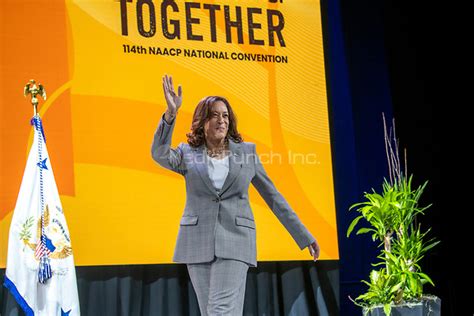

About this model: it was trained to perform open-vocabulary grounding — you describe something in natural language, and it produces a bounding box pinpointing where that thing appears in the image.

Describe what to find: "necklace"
[206,140,229,158]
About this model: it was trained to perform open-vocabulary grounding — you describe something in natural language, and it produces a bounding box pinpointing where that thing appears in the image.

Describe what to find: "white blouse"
[206,154,230,192]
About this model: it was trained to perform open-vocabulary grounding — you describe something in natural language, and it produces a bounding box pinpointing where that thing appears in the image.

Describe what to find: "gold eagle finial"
[24,79,47,116]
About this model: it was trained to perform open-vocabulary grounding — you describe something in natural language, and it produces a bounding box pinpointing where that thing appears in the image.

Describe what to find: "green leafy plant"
[347,115,439,316]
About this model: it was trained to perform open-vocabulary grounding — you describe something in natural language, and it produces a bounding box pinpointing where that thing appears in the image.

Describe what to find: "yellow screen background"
[0,0,338,266]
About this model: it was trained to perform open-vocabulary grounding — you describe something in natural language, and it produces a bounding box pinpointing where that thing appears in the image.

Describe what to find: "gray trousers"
[187,257,250,316]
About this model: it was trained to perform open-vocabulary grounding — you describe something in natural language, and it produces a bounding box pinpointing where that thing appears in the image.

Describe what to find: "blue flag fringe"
[3,276,35,316]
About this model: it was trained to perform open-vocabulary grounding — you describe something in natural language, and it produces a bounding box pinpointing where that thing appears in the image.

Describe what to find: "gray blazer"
[151,114,315,267]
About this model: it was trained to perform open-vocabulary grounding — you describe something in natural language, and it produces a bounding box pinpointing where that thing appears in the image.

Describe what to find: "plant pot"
[362,295,441,316]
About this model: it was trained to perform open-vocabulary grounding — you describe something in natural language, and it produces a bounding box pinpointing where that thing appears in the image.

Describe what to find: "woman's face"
[204,101,229,143]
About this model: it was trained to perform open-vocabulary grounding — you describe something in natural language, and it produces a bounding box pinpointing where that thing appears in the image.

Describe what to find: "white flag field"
[4,115,80,315]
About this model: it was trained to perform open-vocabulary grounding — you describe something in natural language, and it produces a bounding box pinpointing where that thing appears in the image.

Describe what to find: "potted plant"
[346,115,440,316]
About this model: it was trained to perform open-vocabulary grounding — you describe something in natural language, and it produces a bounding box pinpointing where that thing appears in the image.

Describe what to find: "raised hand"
[162,74,182,114]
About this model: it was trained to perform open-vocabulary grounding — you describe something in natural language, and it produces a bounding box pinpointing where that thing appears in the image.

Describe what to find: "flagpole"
[23,79,47,116]
[24,80,54,283]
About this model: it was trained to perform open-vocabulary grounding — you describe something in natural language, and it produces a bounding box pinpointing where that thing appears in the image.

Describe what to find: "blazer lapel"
[193,145,219,196]
[219,140,243,196]
[192,140,243,197]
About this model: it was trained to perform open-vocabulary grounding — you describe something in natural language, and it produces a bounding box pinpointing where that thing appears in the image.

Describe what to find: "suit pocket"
[180,215,198,226]
[235,216,255,229]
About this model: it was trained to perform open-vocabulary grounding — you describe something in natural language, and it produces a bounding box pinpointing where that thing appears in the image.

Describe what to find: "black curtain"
[1,261,338,316]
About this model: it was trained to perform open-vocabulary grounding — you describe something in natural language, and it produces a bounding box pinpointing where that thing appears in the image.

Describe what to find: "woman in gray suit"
[152,74,320,316]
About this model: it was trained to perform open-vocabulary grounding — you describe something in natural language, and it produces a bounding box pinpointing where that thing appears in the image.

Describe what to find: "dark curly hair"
[186,96,243,147]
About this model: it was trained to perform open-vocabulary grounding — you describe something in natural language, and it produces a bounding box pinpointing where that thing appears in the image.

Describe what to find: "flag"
[4,115,80,315]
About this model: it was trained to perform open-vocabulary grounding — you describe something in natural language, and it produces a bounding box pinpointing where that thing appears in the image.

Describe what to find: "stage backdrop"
[0,0,337,266]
